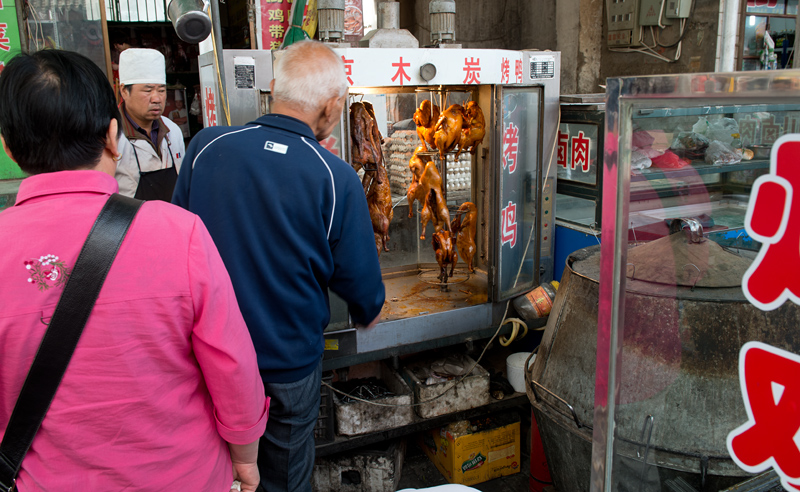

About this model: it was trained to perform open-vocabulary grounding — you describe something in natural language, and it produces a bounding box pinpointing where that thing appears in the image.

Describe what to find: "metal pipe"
[209,0,229,125]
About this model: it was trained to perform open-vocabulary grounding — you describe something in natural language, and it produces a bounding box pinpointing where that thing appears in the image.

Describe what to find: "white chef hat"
[119,48,166,86]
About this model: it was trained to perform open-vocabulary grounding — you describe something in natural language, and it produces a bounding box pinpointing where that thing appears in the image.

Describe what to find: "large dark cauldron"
[526,235,800,491]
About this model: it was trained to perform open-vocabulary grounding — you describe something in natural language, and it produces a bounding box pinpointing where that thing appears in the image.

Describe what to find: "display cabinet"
[530,70,800,492]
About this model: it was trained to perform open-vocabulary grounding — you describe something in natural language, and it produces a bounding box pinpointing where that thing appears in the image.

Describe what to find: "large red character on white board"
[728,342,800,491]
[742,135,800,311]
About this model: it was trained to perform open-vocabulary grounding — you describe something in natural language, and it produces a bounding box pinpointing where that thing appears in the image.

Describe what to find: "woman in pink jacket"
[0,50,268,491]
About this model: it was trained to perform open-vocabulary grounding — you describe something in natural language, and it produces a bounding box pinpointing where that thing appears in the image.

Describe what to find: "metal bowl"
[749,144,772,160]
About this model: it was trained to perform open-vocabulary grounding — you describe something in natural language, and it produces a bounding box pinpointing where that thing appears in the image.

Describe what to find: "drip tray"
[382,267,489,321]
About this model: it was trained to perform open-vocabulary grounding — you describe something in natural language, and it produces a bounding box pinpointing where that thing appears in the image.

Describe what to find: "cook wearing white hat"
[115,48,185,201]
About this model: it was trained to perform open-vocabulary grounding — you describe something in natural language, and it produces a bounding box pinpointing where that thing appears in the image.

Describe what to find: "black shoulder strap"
[0,194,143,492]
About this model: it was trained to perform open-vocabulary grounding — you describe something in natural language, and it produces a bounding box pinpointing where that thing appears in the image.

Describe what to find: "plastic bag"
[652,150,691,169]
[705,140,743,166]
[631,149,653,170]
[705,118,740,145]
[670,132,709,159]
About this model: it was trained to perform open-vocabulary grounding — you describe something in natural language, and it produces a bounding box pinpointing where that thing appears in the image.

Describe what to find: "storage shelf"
[315,393,529,458]
[632,158,770,181]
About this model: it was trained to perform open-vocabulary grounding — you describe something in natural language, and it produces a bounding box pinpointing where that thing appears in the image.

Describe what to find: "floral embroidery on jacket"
[24,254,71,291]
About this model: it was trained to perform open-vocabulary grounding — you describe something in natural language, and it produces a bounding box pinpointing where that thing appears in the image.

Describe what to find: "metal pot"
[526,241,800,491]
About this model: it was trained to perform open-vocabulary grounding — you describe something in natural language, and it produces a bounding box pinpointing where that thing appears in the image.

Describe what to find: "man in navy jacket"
[173,40,385,491]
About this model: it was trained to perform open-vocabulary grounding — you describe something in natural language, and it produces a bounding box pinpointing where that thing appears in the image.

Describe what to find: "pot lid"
[626,224,751,288]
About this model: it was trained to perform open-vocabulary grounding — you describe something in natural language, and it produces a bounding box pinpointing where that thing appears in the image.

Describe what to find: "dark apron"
[132,140,178,201]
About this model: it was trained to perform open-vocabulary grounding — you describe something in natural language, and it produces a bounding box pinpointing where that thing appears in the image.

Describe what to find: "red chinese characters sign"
[204,87,217,127]
[743,135,800,311]
[501,201,517,248]
[259,0,292,50]
[557,130,592,172]
[502,122,519,173]
[728,342,800,491]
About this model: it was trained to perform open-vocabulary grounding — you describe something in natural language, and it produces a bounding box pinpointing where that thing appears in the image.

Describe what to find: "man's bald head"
[272,41,347,115]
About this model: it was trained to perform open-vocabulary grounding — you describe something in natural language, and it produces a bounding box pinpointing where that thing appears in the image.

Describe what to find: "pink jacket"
[0,171,268,491]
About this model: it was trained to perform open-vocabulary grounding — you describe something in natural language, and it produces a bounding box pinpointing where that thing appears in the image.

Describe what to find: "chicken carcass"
[432,230,458,285]
[450,202,477,273]
[350,101,384,193]
[433,104,465,161]
[408,145,428,182]
[367,155,393,254]
[413,100,440,151]
[456,101,485,159]
[406,157,450,239]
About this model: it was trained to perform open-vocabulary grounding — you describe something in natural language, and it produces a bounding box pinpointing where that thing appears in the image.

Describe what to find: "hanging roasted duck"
[413,100,440,151]
[406,149,450,240]
[367,158,393,254]
[350,101,384,193]
[455,101,485,159]
[432,230,458,285]
[450,202,477,273]
[433,104,465,161]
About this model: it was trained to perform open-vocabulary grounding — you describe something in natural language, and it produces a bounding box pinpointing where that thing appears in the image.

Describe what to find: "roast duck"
[432,230,458,285]
[350,101,384,193]
[456,101,485,159]
[450,202,477,273]
[413,100,440,151]
[406,147,450,240]
[433,104,465,161]
[350,101,392,254]
[367,155,393,254]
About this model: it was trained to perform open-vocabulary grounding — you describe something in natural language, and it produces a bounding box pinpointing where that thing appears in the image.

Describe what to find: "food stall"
[199,45,562,369]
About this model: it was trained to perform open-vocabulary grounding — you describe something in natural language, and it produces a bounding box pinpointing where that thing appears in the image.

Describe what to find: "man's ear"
[1,136,16,163]
[323,95,342,126]
[105,119,120,158]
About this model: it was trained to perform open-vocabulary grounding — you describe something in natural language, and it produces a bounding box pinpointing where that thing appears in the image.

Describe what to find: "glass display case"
[203,48,563,367]
[528,70,800,492]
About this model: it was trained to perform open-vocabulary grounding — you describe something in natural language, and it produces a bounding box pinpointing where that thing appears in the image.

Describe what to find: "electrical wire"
[325,92,563,408]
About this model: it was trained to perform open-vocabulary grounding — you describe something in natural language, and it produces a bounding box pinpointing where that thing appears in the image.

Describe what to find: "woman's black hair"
[0,49,122,174]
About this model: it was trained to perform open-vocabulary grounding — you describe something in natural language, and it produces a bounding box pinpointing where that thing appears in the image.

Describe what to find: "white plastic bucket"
[506,352,535,394]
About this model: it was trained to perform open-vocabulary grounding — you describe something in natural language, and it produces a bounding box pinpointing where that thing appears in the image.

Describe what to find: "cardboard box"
[334,362,414,436]
[401,354,490,419]
[418,412,522,486]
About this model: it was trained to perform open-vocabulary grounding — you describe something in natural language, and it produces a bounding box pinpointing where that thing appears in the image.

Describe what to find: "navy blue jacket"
[173,114,385,383]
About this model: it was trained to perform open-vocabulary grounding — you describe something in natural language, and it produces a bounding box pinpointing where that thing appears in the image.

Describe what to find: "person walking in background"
[0,49,268,491]
[115,48,185,200]
[173,40,385,491]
